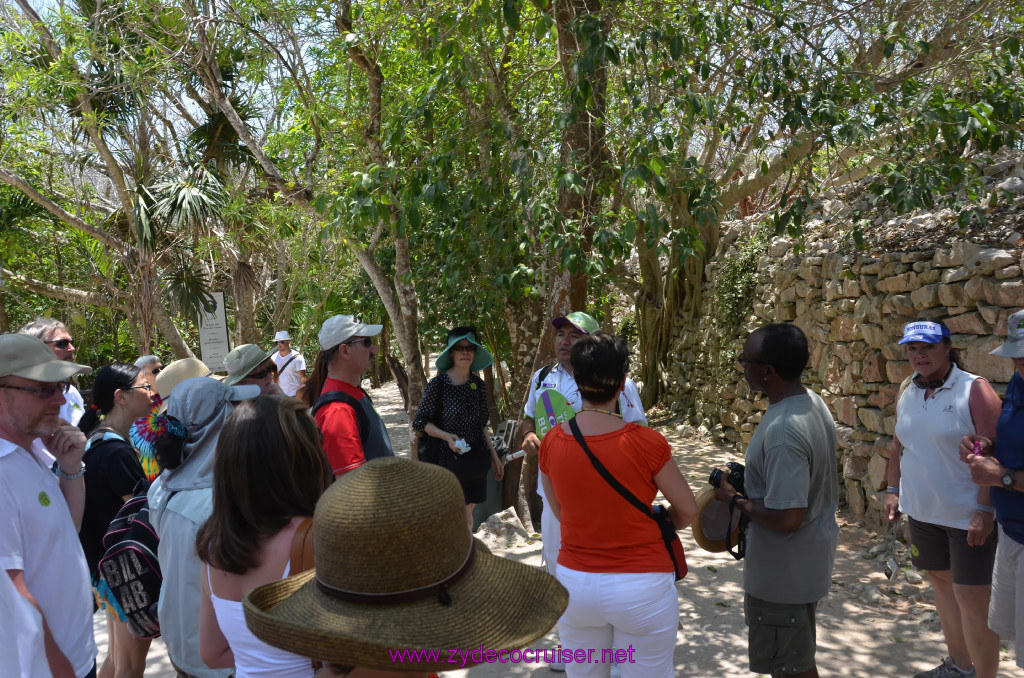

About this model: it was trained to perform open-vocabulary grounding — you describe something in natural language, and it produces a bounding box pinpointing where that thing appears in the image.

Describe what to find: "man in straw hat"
[311,314,394,477]
[271,330,306,397]
[0,333,98,677]
[712,323,838,678]
[520,311,646,670]
[244,456,568,676]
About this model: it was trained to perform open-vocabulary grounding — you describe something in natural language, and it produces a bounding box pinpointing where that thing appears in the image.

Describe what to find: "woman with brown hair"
[195,396,333,678]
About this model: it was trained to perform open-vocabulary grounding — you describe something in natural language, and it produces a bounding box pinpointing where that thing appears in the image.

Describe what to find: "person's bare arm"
[885,434,902,522]
[46,422,86,531]
[653,461,698,529]
[199,565,235,669]
[522,417,540,456]
[540,472,560,520]
[8,569,76,678]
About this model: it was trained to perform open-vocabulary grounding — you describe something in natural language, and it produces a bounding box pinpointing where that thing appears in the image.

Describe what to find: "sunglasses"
[45,339,74,349]
[452,344,477,353]
[343,337,374,348]
[737,355,768,367]
[0,381,71,400]
[149,366,162,376]
[247,365,276,380]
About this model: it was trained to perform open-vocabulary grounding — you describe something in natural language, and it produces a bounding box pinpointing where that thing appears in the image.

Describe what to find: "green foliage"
[713,226,770,332]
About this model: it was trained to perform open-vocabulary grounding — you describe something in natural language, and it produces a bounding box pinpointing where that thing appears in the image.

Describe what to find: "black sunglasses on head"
[45,339,74,349]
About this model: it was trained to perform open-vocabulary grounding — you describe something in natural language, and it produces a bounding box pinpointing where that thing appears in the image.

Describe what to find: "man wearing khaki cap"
[0,333,98,677]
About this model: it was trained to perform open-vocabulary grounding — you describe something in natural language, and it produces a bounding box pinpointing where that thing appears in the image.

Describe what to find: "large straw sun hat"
[690,486,744,554]
[244,457,568,671]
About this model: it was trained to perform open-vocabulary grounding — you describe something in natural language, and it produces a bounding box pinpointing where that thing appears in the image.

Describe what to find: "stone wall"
[666,160,1024,530]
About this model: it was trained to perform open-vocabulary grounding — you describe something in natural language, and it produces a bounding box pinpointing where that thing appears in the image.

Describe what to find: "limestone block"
[938,283,971,307]
[864,453,890,492]
[885,360,913,384]
[863,354,887,382]
[833,315,859,342]
[944,312,987,335]
[882,314,915,339]
[979,304,1002,324]
[834,344,855,364]
[799,262,822,286]
[966,247,1016,275]
[964,276,987,302]
[854,296,882,325]
[912,260,931,273]
[780,286,796,303]
[858,407,887,433]
[860,259,882,275]
[795,280,810,298]
[941,267,969,284]
[984,279,1024,307]
[934,242,980,268]
[873,436,893,460]
[867,390,893,408]
[821,301,839,319]
[852,440,874,458]
[822,280,840,301]
[884,415,896,436]
[776,302,796,321]
[910,284,940,310]
[860,323,887,349]
[836,424,855,450]
[843,452,869,480]
[881,341,903,362]
[995,308,1013,336]
[880,261,910,277]
[840,298,857,313]
[902,251,932,263]
[996,265,1022,281]
[960,335,1016,382]
[883,294,916,316]
[859,276,879,299]
[877,272,918,294]
[845,479,867,518]
[918,269,940,285]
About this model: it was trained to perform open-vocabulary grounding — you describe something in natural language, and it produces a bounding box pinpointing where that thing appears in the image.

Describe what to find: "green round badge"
[38,491,51,507]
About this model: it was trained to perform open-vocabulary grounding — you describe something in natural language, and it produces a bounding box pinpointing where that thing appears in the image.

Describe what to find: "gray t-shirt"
[743,388,839,604]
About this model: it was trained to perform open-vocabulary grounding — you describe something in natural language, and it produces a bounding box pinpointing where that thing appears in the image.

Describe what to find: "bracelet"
[56,463,86,481]
[886,486,899,495]
[976,504,996,515]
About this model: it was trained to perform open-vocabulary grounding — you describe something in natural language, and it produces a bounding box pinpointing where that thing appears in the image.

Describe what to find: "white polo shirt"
[523,362,647,426]
[271,349,306,397]
[0,438,96,678]
[60,383,85,426]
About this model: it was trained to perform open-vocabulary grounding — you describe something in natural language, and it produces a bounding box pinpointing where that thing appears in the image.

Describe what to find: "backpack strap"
[534,363,555,392]
[312,391,370,443]
[289,517,315,574]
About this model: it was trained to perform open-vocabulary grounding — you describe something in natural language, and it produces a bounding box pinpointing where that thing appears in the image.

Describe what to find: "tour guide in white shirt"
[0,333,97,678]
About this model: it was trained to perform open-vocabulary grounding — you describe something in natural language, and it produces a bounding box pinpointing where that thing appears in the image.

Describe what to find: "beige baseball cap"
[0,333,91,381]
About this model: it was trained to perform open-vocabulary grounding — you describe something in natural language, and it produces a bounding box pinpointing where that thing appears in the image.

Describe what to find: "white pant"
[556,565,679,678]
[542,495,561,576]
[990,524,1024,669]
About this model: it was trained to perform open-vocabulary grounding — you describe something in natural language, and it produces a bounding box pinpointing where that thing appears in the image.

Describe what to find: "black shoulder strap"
[567,418,653,521]
[312,391,370,443]
[535,363,555,392]
[278,353,298,374]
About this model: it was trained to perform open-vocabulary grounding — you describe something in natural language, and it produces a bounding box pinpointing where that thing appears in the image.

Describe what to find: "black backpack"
[97,483,174,640]
[311,391,370,442]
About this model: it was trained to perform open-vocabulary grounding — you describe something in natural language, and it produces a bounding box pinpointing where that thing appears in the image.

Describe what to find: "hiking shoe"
[913,657,976,678]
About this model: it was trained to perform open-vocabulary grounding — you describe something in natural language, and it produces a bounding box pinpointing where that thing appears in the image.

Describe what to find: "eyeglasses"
[343,337,374,348]
[452,344,476,353]
[149,366,162,376]
[125,384,153,392]
[45,339,74,349]
[0,381,71,399]
[737,355,768,367]
[247,365,276,380]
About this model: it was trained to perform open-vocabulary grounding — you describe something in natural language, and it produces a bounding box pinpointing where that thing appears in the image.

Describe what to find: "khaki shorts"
[744,593,817,675]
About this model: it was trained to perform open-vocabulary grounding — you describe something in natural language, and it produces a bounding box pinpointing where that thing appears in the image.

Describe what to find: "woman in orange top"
[540,331,697,678]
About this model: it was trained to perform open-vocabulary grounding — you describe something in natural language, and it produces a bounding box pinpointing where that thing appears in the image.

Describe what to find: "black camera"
[709,461,746,497]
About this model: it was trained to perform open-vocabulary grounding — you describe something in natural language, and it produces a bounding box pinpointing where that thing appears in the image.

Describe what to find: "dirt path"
[123,382,1024,677]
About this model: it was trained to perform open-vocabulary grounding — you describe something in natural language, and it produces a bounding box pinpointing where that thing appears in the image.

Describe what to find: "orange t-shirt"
[539,422,674,573]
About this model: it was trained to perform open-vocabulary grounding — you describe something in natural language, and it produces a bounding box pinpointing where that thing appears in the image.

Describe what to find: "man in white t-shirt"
[271,330,306,397]
[19,318,86,425]
[0,333,97,678]
[521,311,646,671]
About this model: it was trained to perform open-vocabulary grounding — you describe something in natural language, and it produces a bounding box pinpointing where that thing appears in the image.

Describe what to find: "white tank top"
[207,565,314,678]
[894,364,980,530]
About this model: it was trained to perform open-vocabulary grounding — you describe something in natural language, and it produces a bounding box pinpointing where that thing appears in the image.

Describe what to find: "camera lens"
[709,468,723,488]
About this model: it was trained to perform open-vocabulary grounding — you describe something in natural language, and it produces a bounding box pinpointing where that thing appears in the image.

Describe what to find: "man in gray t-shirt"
[714,323,838,678]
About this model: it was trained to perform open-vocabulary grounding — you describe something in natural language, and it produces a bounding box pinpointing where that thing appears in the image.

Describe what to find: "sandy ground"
[113,382,1024,677]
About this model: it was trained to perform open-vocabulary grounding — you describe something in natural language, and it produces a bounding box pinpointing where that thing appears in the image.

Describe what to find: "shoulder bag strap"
[567,418,653,521]
[278,354,298,374]
[289,517,315,574]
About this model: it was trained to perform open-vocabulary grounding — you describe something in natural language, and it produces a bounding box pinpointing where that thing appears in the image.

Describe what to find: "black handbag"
[568,418,687,580]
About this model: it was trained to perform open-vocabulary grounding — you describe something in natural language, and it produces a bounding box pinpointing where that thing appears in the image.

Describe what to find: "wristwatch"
[1002,468,1017,490]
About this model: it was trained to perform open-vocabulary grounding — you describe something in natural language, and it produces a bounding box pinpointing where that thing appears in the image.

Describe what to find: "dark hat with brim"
[244,458,567,671]
[435,331,493,373]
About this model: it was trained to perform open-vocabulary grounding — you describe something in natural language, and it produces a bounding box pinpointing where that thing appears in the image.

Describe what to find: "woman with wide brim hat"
[243,457,568,675]
[413,326,503,528]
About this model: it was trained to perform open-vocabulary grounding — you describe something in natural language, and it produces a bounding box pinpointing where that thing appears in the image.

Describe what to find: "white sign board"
[197,291,231,370]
